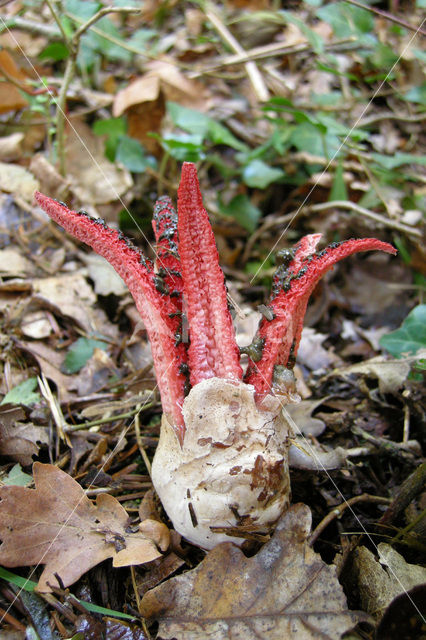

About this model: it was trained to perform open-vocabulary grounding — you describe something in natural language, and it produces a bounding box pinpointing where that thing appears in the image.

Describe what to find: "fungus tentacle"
[245,237,397,396]
[177,163,242,385]
[34,193,186,439]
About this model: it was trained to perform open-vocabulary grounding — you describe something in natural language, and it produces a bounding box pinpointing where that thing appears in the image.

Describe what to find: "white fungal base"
[152,378,293,549]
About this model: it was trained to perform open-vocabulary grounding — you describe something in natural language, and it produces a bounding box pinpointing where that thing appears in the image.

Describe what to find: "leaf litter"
[0,463,169,592]
[0,1,424,638]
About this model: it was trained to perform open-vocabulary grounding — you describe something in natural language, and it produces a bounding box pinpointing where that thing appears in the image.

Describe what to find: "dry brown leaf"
[0,162,39,203]
[0,132,24,161]
[0,463,166,592]
[0,50,29,113]
[140,504,366,639]
[15,339,76,404]
[144,59,212,110]
[65,118,132,205]
[0,418,48,466]
[32,272,118,338]
[352,544,426,620]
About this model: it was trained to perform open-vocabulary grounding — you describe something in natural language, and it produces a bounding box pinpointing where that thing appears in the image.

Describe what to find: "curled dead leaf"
[0,463,167,592]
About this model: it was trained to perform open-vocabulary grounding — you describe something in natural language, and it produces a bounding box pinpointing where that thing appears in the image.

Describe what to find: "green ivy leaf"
[160,133,206,162]
[380,305,426,358]
[167,102,247,151]
[38,42,69,62]
[372,153,426,169]
[1,377,40,407]
[403,85,426,106]
[218,194,261,232]
[115,135,156,172]
[242,159,284,188]
[329,159,347,201]
[2,464,33,486]
[62,337,109,374]
[93,117,127,161]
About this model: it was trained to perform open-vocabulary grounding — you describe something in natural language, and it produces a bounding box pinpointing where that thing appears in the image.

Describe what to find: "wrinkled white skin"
[152,378,293,549]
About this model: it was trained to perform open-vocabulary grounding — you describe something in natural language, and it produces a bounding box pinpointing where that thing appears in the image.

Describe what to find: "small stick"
[204,3,270,102]
[345,0,426,37]
[379,462,426,527]
[311,201,422,239]
[308,494,391,546]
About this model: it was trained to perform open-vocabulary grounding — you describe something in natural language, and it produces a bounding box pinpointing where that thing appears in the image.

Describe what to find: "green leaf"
[160,133,205,162]
[317,2,374,37]
[218,194,261,232]
[0,568,134,620]
[115,135,156,172]
[65,0,100,20]
[93,117,127,160]
[1,378,40,407]
[329,159,347,201]
[0,567,37,591]
[242,160,284,188]
[38,42,69,62]
[89,15,132,63]
[380,305,426,358]
[403,85,426,106]
[290,123,327,156]
[372,152,426,169]
[280,11,324,54]
[167,102,247,151]
[62,337,108,374]
[2,464,33,486]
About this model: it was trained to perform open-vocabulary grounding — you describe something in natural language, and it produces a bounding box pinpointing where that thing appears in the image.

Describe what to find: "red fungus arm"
[177,163,242,385]
[34,192,186,440]
[245,237,397,396]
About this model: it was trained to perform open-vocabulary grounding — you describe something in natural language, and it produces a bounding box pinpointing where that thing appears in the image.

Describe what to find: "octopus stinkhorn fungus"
[34,163,396,549]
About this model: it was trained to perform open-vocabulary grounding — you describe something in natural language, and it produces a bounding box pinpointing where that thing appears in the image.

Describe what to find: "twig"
[193,37,359,77]
[0,14,61,38]
[45,0,70,45]
[204,3,270,102]
[73,6,139,40]
[359,112,426,127]
[352,425,420,462]
[37,374,70,446]
[379,462,426,526]
[344,0,426,37]
[66,404,153,432]
[310,201,422,239]
[45,6,140,175]
[308,493,391,546]
[135,408,152,478]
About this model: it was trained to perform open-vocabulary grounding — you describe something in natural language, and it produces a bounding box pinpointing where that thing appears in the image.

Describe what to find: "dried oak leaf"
[0,463,167,592]
[140,504,367,640]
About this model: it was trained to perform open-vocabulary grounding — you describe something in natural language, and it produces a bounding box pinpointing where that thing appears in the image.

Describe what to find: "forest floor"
[0,1,424,639]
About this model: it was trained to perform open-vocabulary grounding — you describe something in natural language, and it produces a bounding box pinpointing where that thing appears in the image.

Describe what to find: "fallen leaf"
[32,272,118,338]
[112,75,165,155]
[30,153,69,202]
[0,50,29,114]
[15,340,77,404]
[0,162,39,203]
[352,544,426,620]
[0,132,24,161]
[140,504,365,639]
[335,355,418,394]
[0,420,48,466]
[21,310,53,339]
[0,463,166,592]
[75,614,148,640]
[81,253,128,297]
[0,248,32,277]
[65,118,132,205]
